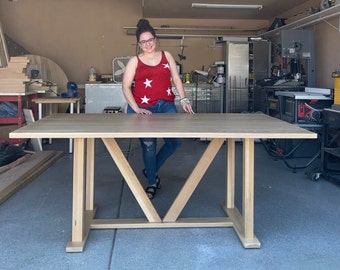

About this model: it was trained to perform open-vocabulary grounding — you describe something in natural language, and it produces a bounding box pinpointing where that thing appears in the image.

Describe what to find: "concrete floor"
[1,138,340,270]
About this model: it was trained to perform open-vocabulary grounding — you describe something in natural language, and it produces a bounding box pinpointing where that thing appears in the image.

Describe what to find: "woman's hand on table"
[180,98,195,114]
[135,108,152,115]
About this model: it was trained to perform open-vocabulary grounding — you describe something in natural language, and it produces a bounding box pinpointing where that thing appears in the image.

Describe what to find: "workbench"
[32,96,82,153]
[10,113,316,252]
[0,91,38,144]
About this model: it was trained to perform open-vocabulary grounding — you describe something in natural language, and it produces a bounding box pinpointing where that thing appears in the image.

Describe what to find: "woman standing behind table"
[122,19,194,199]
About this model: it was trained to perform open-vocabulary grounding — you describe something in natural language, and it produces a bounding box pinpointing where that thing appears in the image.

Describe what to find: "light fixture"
[191,3,263,10]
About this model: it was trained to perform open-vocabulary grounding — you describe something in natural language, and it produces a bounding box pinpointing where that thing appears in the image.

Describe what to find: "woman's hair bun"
[136,19,150,28]
[136,18,156,41]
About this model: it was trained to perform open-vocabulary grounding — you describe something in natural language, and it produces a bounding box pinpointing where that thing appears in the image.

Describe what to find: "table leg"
[48,103,52,144]
[226,138,235,209]
[69,103,74,154]
[222,138,260,248]
[38,103,42,120]
[37,103,45,146]
[242,138,255,238]
[31,93,38,120]
[86,138,95,211]
[66,138,91,252]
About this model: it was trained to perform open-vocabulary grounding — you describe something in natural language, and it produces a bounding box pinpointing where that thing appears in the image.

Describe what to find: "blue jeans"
[127,100,182,186]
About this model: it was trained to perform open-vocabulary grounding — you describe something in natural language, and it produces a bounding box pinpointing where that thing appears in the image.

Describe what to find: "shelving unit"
[261,4,340,37]
[248,40,271,111]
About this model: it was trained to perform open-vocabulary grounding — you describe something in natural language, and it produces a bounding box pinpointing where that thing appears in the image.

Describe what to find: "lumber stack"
[0,150,63,204]
[0,56,30,93]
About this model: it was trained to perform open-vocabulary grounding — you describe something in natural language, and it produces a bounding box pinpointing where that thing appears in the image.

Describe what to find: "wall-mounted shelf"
[123,26,258,39]
[261,4,340,37]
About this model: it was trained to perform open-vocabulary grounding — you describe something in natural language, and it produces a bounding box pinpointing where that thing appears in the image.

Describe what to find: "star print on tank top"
[133,51,175,107]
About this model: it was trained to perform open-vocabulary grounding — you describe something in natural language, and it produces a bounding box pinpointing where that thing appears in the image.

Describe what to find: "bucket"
[334,77,340,105]
[185,73,191,83]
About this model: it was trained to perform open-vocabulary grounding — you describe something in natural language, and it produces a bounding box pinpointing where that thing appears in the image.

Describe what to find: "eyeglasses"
[139,37,155,46]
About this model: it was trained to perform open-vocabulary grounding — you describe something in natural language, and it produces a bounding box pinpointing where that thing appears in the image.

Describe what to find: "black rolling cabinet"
[320,108,340,181]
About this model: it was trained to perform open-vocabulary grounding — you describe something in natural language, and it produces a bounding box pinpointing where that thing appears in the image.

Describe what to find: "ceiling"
[142,0,314,20]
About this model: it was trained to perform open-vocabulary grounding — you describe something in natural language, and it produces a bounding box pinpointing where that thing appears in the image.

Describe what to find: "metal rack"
[315,108,340,182]
[248,40,271,112]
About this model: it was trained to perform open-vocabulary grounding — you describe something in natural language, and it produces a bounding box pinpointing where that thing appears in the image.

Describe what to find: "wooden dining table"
[10,113,317,252]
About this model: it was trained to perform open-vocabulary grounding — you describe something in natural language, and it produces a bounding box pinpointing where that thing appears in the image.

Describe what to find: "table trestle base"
[66,136,261,252]
[90,217,233,229]
[222,204,261,249]
[66,207,97,252]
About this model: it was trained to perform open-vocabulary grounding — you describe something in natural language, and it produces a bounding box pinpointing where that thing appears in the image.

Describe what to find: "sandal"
[145,185,157,200]
[142,169,161,189]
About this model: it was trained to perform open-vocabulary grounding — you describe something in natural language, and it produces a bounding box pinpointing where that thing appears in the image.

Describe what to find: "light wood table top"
[10,113,317,139]
[32,96,82,104]
[0,91,38,96]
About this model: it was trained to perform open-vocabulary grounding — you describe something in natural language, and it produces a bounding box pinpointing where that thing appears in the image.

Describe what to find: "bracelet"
[180,97,190,105]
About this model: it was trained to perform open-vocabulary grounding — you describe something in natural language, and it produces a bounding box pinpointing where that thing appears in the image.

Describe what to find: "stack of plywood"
[0,56,30,93]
